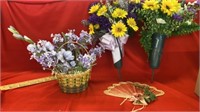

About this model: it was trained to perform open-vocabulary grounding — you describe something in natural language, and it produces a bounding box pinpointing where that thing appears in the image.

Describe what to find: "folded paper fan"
[104,81,164,111]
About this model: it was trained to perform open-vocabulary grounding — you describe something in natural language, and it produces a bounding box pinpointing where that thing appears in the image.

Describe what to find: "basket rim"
[54,69,91,78]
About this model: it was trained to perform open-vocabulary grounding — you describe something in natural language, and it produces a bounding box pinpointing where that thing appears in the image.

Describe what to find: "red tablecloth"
[1,0,199,111]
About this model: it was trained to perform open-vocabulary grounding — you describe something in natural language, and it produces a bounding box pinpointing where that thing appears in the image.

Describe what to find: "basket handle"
[58,41,89,54]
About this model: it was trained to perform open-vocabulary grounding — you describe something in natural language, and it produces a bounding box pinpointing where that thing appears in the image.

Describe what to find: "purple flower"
[77,54,93,69]
[36,40,54,52]
[65,30,79,41]
[187,7,196,14]
[195,0,200,6]
[88,14,111,32]
[52,34,64,44]
[88,14,100,24]
[128,3,141,19]
[98,16,111,32]
[128,12,137,19]
[89,45,105,57]
[31,52,57,69]
[67,43,76,50]
[79,30,93,44]
[172,14,183,21]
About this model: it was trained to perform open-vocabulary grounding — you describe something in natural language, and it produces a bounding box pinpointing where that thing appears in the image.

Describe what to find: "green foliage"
[135,5,200,55]
[140,30,153,55]
[172,22,200,36]
[134,83,157,104]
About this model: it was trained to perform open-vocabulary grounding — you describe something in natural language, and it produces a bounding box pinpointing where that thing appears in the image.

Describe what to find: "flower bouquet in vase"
[83,0,139,79]
[8,26,104,93]
[133,0,200,81]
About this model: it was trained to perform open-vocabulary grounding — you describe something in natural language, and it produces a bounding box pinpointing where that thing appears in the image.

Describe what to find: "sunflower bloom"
[89,24,95,34]
[111,22,127,37]
[89,4,100,14]
[97,5,107,16]
[127,18,139,31]
[112,8,128,18]
[129,0,141,4]
[143,0,159,10]
[161,0,181,16]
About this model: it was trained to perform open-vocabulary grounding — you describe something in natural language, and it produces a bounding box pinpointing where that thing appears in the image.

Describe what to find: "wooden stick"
[0,76,56,91]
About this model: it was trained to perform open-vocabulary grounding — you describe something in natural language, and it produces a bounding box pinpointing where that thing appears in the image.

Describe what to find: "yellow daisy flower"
[127,18,139,31]
[112,8,128,18]
[89,4,100,14]
[97,5,107,16]
[161,0,181,16]
[143,0,159,10]
[94,24,100,29]
[111,22,127,38]
[89,24,95,35]
[129,0,140,4]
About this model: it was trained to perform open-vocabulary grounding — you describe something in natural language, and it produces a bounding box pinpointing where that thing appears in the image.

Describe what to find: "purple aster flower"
[98,16,111,32]
[88,14,100,24]
[172,14,183,21]
[128,3,141,19]
[128,12,137,19]
[88,14,111,32]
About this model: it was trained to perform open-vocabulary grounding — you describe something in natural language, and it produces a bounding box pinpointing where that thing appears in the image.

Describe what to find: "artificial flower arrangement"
[83,0,139,78]
[129,0,200,81]
[8,26,104,93]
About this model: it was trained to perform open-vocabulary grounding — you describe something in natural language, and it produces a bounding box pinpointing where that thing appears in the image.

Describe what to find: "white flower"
[27,44,36,53]
[45,41,54,51]
[156,18,166,24]
[57,49,65,63]
[185,20,192,25]
[63,50,74,61]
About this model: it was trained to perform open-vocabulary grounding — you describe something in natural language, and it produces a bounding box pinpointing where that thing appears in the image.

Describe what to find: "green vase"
[149,33,166,69]
[149,33,166,82]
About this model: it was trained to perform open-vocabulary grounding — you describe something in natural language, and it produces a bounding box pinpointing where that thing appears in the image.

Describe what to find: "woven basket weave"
[55,69,91,93]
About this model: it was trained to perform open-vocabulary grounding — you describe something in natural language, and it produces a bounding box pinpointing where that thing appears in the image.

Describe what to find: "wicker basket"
[55,69,91,93]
